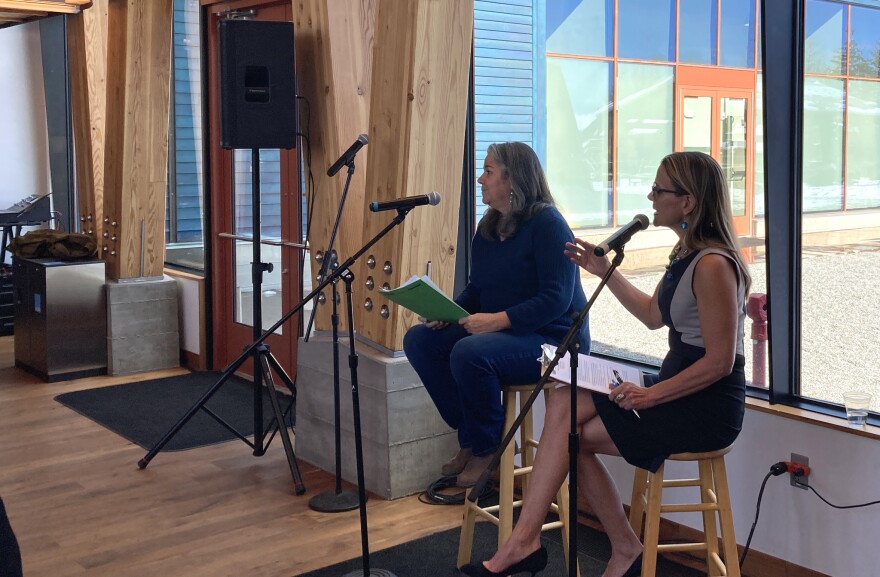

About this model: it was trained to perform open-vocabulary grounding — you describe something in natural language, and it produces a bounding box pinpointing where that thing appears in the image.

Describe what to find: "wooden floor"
[0,336,463,577]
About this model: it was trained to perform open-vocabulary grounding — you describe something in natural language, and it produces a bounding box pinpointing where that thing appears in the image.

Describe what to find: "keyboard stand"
[0,224,23,264]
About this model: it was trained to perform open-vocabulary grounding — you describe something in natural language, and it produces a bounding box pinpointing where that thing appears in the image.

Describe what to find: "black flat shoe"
[459,546,548,577]
[621,553,643,577]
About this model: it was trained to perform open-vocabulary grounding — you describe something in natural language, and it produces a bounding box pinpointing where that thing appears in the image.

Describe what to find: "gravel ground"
[581,246,880,412]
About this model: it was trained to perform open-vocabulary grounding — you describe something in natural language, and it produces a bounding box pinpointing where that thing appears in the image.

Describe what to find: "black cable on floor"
[739,462,786,567]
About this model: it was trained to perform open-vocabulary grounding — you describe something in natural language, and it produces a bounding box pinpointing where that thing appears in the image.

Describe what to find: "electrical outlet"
[790,452,809,489]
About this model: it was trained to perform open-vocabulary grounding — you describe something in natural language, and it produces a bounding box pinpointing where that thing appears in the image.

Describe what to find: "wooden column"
[67,0,108,244]
[353,0,473,352]
[102,0,172,280]
[293,0,374,332]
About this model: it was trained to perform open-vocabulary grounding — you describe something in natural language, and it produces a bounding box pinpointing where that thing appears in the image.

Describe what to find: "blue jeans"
[403,324,548,457]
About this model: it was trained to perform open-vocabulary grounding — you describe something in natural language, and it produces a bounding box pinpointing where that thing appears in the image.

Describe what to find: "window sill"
[746,397,880,440]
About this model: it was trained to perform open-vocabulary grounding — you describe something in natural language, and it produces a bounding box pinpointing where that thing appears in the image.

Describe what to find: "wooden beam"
[0,1,82,14]
[102,0,172,279]
[293,0,374,332]
[68,0,107,247]
[353,0,472,351]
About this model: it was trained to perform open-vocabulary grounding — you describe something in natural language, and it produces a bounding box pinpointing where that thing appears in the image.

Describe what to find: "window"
[679,0,717,65]
[545,57,612,228]
[849,5,880,78]
[805,0,846,75]
[165,0,205,271]
[615,63,674,220]
[798,1,880,413]
[618,0,675,61]
[472,0,880,421]
[546,0,613,57]
[719,0,756,68]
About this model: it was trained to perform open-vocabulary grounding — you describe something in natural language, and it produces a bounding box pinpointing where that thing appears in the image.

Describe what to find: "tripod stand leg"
[138,355,249,469]
[259,346,306,495]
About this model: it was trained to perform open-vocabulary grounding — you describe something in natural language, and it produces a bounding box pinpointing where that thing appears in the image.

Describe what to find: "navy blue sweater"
[456,206,590,348]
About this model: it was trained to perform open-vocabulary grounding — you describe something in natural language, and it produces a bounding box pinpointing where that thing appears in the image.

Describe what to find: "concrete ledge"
[296,335,457,499]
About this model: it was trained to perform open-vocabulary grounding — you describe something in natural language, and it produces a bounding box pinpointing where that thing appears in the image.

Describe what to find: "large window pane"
[546,0,613,57]
[616,63,674,220]
[755,73,764,216]
[720,0,755,68]
[803,77,844,212]
[166,0,205,270]
[232,149,283,333]
[805,0,846,75]
[546,57,612,228]
[618,0,675,61]
[682,95,713,154]
[849,5,880,78]
[847,80,880,209]
[679,0,717,65]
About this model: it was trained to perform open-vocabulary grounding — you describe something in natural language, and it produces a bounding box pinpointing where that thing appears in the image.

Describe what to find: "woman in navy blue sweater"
[403,142,589,488]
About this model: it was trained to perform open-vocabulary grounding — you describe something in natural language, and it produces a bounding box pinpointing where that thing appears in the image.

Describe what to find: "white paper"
[540,343,644,394]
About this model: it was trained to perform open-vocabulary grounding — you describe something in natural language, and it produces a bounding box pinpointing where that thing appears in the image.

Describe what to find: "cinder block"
[106,276,180,375]
[297,335,458,499]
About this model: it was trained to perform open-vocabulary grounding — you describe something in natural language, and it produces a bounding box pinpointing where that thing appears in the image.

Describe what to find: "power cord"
[740,461,880,567]
[792,478,880,509]
[739,463,784,567]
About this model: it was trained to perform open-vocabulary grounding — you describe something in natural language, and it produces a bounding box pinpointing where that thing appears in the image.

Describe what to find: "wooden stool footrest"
[661,503,719,513]
[658,542,709,553]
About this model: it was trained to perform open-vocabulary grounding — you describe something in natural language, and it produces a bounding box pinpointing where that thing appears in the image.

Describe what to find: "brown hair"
[661,151,752,292]
[478,142,556,240]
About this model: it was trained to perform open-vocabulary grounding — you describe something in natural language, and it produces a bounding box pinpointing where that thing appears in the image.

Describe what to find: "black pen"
[612,369,641,418]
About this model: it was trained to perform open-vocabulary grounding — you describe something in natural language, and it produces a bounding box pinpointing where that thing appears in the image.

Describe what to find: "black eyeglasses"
[650,184,687,196]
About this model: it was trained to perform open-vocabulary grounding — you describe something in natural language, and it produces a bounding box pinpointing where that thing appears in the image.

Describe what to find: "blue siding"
[167,0,205,245]
[474,0,537,224]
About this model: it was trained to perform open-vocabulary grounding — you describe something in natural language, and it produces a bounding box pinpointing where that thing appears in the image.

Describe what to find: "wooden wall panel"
[293,0,374,332]
[67,0,107,243]
[353,0,472,352]
[102,0,172,279]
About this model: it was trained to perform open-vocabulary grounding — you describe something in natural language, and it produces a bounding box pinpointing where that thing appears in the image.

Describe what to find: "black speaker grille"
[219,20,297,150]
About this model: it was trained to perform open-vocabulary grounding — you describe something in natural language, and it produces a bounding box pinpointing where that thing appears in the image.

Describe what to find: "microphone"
[369,191,441,212]
[327,134,369,177]
[593,214,650,256]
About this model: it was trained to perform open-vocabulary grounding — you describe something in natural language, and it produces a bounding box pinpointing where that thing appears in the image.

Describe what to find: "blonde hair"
[661,151,752,292]
[478,142,555,240]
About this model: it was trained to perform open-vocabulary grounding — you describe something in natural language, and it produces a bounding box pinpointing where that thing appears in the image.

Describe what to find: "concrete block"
[296,335,458,499]
[106,276,180,375]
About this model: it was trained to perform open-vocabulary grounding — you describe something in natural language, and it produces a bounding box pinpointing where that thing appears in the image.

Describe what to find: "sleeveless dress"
[593,248,747,472]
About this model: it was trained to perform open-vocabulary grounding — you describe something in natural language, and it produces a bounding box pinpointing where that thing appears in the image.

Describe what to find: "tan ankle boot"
[456,453,494,487]
[440,448,472,476]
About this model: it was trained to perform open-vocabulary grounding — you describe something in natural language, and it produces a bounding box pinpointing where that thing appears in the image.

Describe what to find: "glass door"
[206,0,302,374]
[678,87,753,235]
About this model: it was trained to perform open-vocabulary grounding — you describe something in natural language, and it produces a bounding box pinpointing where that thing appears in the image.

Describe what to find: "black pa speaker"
[219,20,297,150]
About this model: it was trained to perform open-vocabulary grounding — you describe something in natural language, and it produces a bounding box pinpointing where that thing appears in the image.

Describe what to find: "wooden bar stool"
[457,383,580,576]
[628,445,740,577]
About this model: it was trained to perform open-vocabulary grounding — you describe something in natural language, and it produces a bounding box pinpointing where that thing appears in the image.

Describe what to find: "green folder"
[379,275,470,322]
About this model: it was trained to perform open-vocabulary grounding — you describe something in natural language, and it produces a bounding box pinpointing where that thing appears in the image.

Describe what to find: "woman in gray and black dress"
[462,151,750,577]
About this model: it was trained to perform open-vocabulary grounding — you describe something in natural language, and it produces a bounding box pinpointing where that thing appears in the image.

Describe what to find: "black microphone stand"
[327,208,419,577]
[467,249,626,577]
[307,160,360,513]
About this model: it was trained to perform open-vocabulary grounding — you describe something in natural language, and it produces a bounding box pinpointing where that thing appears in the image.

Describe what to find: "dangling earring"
[509,190,514,206]
[680,220,689,230]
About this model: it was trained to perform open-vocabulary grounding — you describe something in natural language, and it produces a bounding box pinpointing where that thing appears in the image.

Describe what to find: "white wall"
[596,407,880,577]
[0,23,50,264]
